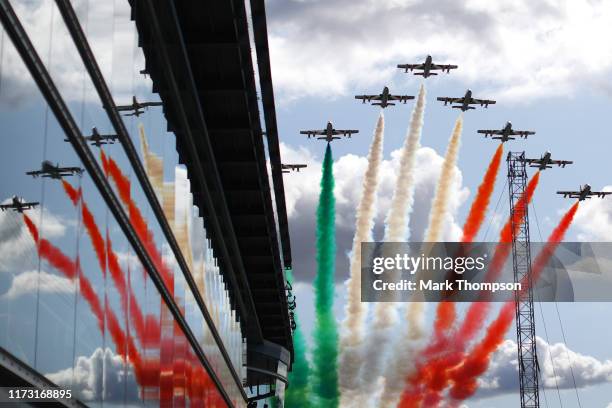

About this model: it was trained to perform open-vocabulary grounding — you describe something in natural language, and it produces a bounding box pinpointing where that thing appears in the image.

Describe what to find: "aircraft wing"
[592,191,612,198]
[339,130,359,136]
[25,170,43,177]
[477,129,502,136]
[300,130,326,137]
[388,95,415,102]
[437,97,464,104]
[397,63,424,72]
[549,159,573,168]
[22,201,39,208]
[471,98,496,107]
[512,130,535,137]
[557,191,580,197]
[140,102,163,108]
[431,64,458,72]
[115,105,133,111]
[355,95,381,102]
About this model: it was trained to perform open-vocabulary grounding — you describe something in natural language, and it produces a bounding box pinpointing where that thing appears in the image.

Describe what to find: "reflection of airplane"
[477,122,535,142]
[397,55,458,78]
[437,89,496,111]
[520,151,572,171]
[281,164,307,173]
[26,160,83,179]
[355,86,415,108]
[0,196,39,212]
[557,184,612,201]
[66,127,119,147]
[300,121,359,143]
[116,96,162,117]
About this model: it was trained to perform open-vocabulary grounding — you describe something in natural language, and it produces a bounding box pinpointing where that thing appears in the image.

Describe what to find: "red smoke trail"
[398,172,541,407]
[448,201,579,402]
[61,180,156,344]
[99,151,174,293]
[461,143,504,243]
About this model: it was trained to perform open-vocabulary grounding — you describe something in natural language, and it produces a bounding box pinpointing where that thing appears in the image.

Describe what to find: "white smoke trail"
[424,115,463,242]
[355,85,427,405]
[379,114,464,407]
[338,112,385,407]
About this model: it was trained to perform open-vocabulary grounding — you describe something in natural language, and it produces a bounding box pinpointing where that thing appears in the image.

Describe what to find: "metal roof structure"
[130,0,294,368]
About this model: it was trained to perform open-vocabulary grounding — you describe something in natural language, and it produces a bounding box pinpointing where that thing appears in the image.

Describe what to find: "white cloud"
[282,142,468,281]
[478,337,612,398]
[47,347,139,402]
[267,0,612,102]
[2,269,74,299]
[572,186,612,241]
[4,0,149,107]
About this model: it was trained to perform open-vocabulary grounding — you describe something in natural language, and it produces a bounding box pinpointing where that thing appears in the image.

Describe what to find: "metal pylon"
[507,151,540,408]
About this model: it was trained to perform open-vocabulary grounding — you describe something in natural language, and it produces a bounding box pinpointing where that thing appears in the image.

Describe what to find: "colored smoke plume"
[312,144,339,408]
[339,112,384,403]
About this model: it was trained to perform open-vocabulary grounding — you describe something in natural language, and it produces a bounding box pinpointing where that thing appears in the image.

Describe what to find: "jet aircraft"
[557,184,612,201]
[355,86,414,108]
[0,196,39,213]
[477,122,535,142]
[300,122,359,143]
[116,96,162,117]
[281,164,307,173]
[520,152,572,171]
[26,161,83,179]
[437,89,496,111]
[397,55,458,78]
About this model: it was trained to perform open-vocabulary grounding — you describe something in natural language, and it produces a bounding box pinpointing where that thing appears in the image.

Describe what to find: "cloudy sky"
[2,0,612,406]
[265,0,612,406]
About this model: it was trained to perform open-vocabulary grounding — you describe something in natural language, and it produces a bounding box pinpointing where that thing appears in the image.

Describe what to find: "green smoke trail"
[285,269,312,407]
[312,144,339,408]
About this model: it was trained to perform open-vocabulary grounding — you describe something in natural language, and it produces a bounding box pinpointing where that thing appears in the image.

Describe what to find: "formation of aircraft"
[300,121,358,143]
[355,86,414,108]
[437,89,496,111]
[397,55,458,78]
[477,122,535,142]
[0,196,39,213]
[26,161,83,179]
[116,96,162,117]
[520,151,572,171]
[281,164,307,173]
[557,184,612,201]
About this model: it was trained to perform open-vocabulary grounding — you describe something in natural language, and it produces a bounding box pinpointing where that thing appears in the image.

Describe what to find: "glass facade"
[0,1,248,407]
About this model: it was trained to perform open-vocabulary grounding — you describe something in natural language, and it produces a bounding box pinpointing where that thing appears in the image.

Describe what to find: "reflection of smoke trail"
[61,180,154,344]
[138,124,163,194]
[312,144,339,408]
[424,115,463,242]
[22,213,144,382]
[100,151,174,293]
[448,202,579,402]
[285,270,312,407]
[339,112,384,405]
[398,172,541,406]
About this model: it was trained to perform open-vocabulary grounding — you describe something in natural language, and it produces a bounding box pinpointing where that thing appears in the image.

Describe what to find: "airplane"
[437,89,496,111]
[397,55,458,78]
[116,96,162,117]
[520,151,573,171]
[557,184,612,201]
[66,127,119,147]
[477,121,535,142]
[26,160,83,179]
[0,196,39,213]
[300,121,359,143]
[281,164,307,173]
[355,86,415,108]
